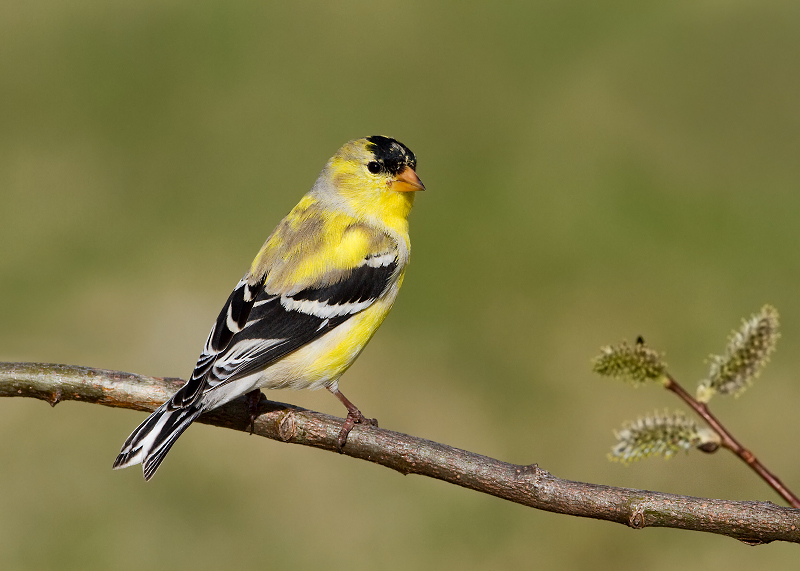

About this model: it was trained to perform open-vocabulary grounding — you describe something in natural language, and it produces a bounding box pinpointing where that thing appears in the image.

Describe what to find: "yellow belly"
[252,297,394,391]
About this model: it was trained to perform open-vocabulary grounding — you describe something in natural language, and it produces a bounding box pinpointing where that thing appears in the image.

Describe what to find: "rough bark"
[1,361,798,545]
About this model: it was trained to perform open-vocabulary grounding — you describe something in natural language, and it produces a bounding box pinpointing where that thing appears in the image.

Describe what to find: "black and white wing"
[186,250,399,398]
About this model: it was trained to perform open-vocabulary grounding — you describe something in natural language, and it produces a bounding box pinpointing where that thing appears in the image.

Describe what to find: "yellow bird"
[113,136,424,480]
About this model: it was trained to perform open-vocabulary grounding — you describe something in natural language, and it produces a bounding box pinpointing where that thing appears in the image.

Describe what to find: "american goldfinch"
[113,136,424,480]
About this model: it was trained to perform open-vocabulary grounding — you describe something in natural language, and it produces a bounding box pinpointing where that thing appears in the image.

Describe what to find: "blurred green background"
[2,0,799,568]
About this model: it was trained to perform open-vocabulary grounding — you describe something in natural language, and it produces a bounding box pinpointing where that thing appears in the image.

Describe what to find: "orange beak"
[390,166,426,192]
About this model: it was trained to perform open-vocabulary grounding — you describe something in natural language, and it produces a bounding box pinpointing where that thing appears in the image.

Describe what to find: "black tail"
[113,401,203,480]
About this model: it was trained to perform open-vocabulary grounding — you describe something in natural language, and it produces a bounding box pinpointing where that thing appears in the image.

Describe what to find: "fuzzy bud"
[592,338,667,385]
[609,410,720,464]
[696,305,780,403]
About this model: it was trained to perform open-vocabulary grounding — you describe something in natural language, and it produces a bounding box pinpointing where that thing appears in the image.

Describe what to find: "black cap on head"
[365,136,417,175]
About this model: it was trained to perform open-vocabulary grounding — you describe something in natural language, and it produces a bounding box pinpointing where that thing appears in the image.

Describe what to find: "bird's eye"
[367,161,381,174]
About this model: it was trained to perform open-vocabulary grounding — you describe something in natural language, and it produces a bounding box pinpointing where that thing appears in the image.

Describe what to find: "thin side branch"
[1,362,799,545]
[664,374,800,508]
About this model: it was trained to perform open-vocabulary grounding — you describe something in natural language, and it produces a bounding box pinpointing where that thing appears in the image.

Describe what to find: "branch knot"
[629,506,646,529]
[277,410,297,442]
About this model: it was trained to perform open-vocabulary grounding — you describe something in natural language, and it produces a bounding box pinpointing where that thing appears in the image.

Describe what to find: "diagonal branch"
[664,374,800,508]
[1,361,799,545]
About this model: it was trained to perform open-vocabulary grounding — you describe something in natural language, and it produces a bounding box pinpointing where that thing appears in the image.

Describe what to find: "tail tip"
[112,448,142,471]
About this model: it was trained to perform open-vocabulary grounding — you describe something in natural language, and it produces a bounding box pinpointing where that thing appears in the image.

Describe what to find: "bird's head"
[316,136,424,223]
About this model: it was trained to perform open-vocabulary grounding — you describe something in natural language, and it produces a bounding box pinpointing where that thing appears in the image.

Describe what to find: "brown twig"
[1,361,799,545]
[663,374,800,508]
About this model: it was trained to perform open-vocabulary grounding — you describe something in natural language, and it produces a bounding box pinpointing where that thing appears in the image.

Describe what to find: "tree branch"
[2,361,799,545]
[664,374,800,508]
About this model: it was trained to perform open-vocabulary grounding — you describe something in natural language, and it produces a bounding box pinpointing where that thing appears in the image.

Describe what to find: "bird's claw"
[246,390,262,434]
[336,410,378,451]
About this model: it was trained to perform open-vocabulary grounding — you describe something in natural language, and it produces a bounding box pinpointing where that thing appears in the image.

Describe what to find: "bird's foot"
[337,410,378,451]
[246,389,262,434]
[328,384,378,451]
